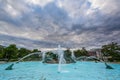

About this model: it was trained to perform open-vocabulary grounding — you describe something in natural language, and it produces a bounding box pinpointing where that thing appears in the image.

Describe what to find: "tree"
[81,47,88,56]
[101,42,120,61]
[74,47,88,57]
[0,44,42,61]
[3,44,18,61]
[32,49,40,53]
[45,51,55,58]
[64,49,76,63]
[74,49,82,58]
[18,48,31,58]
[0,45,5,59]
[64,49,71,58]
[29,49,41,60]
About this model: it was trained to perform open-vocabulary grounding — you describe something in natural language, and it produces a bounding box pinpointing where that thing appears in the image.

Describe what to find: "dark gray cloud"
[0,0,120,49]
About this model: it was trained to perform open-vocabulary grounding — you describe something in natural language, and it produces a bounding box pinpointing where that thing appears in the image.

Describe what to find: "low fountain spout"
[105,62,113,69]
[57,45,66,72]
[5,63,14,70]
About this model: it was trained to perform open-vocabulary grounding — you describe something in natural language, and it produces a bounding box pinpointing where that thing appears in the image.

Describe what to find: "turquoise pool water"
[0,61,120,80]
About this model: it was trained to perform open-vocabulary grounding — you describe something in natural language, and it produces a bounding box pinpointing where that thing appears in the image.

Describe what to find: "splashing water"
[57,45,66,73]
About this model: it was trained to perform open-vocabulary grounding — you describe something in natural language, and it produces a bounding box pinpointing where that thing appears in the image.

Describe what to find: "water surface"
[0,61,120,80]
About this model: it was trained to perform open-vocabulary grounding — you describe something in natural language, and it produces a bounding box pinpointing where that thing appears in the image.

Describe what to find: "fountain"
[5,63,14,70]
[2,61,119,80]
[5,52,42,70]
[42,51,46,63]
[101,53,114,69]
[5,45,113,73]
[71,50,76,60]
[57,45,66,73]
[2,45,119,80]
[71,50,76,63]
[5,45,67,71]
[105,62,114,69]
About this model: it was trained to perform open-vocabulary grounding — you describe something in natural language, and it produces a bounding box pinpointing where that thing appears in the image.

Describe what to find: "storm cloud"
[0,0,120,49]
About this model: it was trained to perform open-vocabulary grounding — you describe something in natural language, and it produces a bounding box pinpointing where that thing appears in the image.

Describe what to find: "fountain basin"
[0,61,120,80]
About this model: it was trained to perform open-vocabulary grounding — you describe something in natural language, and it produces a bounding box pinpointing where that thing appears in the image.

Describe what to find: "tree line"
[0,42,120,62]
[101,42,120,61]
[0,44,40,61]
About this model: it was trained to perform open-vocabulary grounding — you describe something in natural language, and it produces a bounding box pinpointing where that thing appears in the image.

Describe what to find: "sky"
[0,0,120,49]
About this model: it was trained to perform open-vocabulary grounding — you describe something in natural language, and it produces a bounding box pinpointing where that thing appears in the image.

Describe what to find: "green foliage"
[74,49,81,57]
[81,47,88,56]
[45,52,58,60]
[0,44,40,61]
[3,44,18,61]
[0,45,4,59]
[64,49,72,61]
[0,42,119,62]
[64,49,76,63]
[18,48,31,58]
[42,51,58,63]
[74,47,88,57]
[29,49,41,61]
[101,42,120,61]
[32,49,40,53]
[64,49,71,57]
